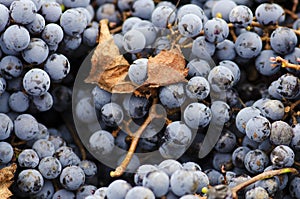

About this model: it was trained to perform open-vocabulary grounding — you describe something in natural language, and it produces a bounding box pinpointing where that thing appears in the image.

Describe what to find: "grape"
[14,114,39,141]
[101,102,123,127]
[158,159,182,177]
[117,0,134,12]
[270,121,293,145]
[132,20,157,46]
[0,76,6,94]
[75,97,97,124]
[182,162,201,171]
[159,83,186,109]
[184,102,212,129]
[151,5,176,28]
[123,29,146,53]
[185,76,210,100]
[22,38,49,65]
[211,0,237,21]
[244,149,269,174]
[212,152,233,171]
[0,113,13,140]
[18,149,39,168]
[31,180,55,199]
[204,17,229,43]
[245,187,269,199]
[76,185,97,199]
[270,27,297,55]
[23,68,50,97]
[245,116,271,142]
[0,141,13,163]
[232,146,250,168]
[229,5,253,28]
[259,99,284,121]
[255,3,285,26]
[40,2,61,23]
[134,164,158,185]
[0,92,10,113]
[78,160,97,177]
[153,36,171,55]
[219,60,240,85]
[215,130,236,153]
[48,135,66,150]
[186,58,211,78]
[91,86,111,110]
[60,166,85,191]
[63,0,90,8]
[128,58,148,85]
[276,73,300,99]
[268,80,282,99]
[211,101,231,123]
[0,34,19,56]
[44,53,70,81]
[177,4,206,24]
[254,178,279,197]
[38,156,62,179]
[17,169,44,194]
[235,106,262,134]
[3,25,30,52]
[207,185,233,199]
[0,4,9,32]
[0,55,23,79]
[178,14,203,38]
[255,50,280,76]
[41,23,64,46]
[55,146,81,167]
[270,145,294,167]
[142,170,169,197]
[122,17,143,34]
[208,65,234,91]
[106,179,132,199]
[94,187,107,198]
[132,0,155,20]
[204,169,225,186]
[83,27,98,47]
[60,34,82,51]
[32,139,55,158]
[215,39,236,61]
[235,32,262,59]
[289,177,300,199]
[125,186,155,199]
[52,189,75,199]
[192,36,216,58]
[123,95,149,119]
[96,3,120,24]
[32,92,53,112]
[180,195,199,199]
[89,130,114,155]
[8,91,29,113]
[9,0,37,24]
[60,8,88,36]
[170,169,200,196]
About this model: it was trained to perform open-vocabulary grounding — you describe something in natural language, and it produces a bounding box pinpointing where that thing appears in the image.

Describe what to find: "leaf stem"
[110,98,158,177]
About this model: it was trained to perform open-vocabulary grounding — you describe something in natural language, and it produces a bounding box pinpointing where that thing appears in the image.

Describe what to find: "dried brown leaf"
[85,20,187,95]
[0,163,17,199]
[85,19,131,92]
[137,46,188,92]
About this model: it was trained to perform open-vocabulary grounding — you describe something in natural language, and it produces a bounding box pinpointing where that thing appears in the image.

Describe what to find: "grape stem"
[110,97,159,177]
[270,56,300,70]
[231,168,298,199]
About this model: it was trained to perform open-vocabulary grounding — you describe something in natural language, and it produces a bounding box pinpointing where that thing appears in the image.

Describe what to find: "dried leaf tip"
[0,163,17,199]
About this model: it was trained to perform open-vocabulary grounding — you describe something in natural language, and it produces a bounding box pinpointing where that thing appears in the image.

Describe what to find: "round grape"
[23,68,50,96]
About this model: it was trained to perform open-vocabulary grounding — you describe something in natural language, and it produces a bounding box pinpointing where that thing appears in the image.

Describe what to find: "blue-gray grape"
[17,169,44,194]
[60,165,85,191]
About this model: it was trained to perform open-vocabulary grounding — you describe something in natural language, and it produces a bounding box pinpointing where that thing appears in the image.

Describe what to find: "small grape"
[235,106,262,134]
[22,38,49,65]
[18,149,39,168]
[204,169,225,186]
[151,5,176,28]
[132,0,155,20]
[232,146,251,168]
[235,32,262,59]
[14,114,39,141]
[159,83,186,109]
[10,0,37,24]
[89,130,114,155]
[245,116,271,143]
[32,139,55,158]
[76,185,97,199]
[178,14,203,38]
[244,149,269,174]
[204,17,229,43]
[44,53,70,81]
[101,102,124,127]
[55,146,81,167]
[0,55,23,79]
[41,1,62,23]
[255,3,285,26]
[245,187,269,199]
[52,189,75,199]
[125,186,155,199]
[3,25,30,52]
[270,27,297,55]
[31,180,55,199]
[184,102,212,129]
[143,170,169,197]
[270,121,293,145]
[185,76,210,100]
[270,145,294,168]
[17,169,44,194]
[78,160,97,177]
[8,91,29,113]
[106,179,132,199]
[229,5,253,28]
[0,141,13,163]
[123,29,146,53]
[158,159,183,177]
[38,156,62,179]
[60,166,85,191]
[0,113,13,140]
[128,58,148,85]
[208,65,234,91]
[186,58,211,78]
[60,8,88,36]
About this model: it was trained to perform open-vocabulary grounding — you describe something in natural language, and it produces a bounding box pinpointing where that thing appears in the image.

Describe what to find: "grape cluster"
[0,0,300,199]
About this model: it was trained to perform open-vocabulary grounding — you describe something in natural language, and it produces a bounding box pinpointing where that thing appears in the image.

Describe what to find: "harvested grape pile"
[0,0,300,198]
